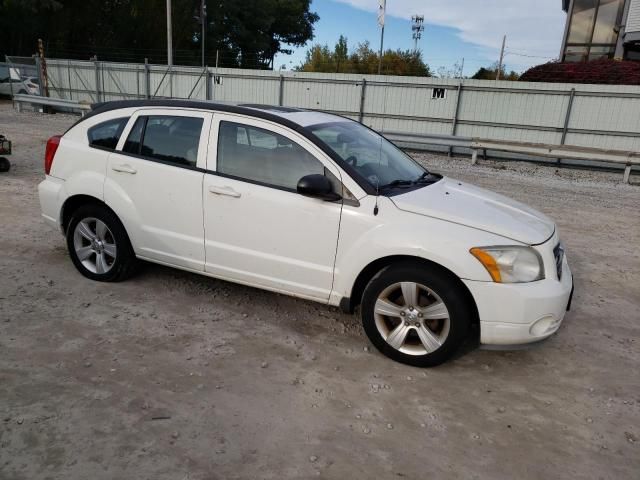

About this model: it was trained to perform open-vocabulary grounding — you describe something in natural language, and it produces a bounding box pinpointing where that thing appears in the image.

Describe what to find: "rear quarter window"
[88,117,128,150]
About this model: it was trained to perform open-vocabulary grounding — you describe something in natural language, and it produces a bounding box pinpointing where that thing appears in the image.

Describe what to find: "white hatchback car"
[38,100,573,366]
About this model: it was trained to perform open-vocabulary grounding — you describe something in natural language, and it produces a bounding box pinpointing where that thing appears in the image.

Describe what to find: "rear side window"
[122,115,203,168]
[88,117,128,150]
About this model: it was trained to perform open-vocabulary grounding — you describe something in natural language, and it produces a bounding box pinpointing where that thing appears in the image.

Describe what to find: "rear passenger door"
[203,114,343,302]
[104,109,212,271]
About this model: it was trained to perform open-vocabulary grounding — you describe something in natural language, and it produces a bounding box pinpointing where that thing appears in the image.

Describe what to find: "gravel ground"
[1,102,639,480]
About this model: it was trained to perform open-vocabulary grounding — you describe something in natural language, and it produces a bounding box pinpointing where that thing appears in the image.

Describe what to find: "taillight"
[44,135,61,175]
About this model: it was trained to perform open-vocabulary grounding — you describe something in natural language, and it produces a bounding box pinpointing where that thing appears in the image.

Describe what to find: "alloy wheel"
[73,217,117,274]
[373,281,451,355]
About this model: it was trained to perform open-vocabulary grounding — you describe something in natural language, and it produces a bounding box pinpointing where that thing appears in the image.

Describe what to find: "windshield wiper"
[379,179,414,190]
[414,171,438,184]
[415,171,430,182]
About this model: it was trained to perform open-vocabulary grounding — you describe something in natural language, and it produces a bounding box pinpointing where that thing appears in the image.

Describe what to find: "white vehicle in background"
[0,66,37,97]
[0,78,30,96]
[21,76,40,95]
[38,100,574,367]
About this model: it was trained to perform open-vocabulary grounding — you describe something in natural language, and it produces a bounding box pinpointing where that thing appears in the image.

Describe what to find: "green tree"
[0,0,319,69]
[471,63,520,81]
[334,35,348,72]
[297,39,430,77]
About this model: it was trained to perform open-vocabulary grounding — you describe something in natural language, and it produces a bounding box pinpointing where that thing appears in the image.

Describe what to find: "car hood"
[389,177,555,245]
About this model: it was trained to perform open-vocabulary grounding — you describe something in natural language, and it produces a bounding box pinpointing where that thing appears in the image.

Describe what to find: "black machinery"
[0,134,11,172]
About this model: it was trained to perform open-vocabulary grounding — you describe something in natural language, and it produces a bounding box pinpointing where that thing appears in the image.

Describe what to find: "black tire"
[66,203,138,282]
[361,262,472,367]
[0,157,10,172]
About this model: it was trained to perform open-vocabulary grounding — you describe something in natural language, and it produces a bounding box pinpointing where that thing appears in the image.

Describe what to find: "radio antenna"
[374,135,383,216]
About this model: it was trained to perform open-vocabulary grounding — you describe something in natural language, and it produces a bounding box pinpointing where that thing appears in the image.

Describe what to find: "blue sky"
[275,0,567,75]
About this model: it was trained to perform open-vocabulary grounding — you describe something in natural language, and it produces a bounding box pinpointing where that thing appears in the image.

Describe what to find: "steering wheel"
[345,155,358,167]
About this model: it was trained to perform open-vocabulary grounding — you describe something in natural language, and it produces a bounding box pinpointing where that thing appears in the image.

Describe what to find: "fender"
[330,196,519,306]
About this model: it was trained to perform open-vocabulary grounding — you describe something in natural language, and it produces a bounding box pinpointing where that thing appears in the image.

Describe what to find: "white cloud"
[334,0,566,68]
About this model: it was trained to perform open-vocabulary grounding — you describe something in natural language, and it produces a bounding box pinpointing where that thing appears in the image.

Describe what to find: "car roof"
[74,99,377,196]
[84,99,346,129]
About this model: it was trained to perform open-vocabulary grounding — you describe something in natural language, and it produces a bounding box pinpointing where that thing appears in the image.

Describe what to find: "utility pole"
[496,35,506,80]
[37,39,49,98]
[377,0,386,74]
[195,0,207,68]
[459,57,465,78]
[166,0,173,66]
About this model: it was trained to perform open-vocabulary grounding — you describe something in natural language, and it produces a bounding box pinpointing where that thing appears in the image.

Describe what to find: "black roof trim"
[239,104,306,113]
[70,99,377,195]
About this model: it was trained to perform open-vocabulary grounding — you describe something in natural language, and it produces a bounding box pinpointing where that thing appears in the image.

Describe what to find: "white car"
[0,78,30,96]
[38,100,573,366]
[21,76,40,95]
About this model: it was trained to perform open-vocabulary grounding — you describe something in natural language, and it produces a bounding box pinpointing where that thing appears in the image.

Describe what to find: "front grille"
[553,243,564,280]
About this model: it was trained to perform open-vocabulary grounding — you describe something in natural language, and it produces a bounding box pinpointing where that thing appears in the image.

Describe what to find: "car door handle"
[209,185,241,198]
[112,164,137,174]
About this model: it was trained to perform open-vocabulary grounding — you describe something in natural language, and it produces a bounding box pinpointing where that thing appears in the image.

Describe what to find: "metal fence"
[6,58,640,155]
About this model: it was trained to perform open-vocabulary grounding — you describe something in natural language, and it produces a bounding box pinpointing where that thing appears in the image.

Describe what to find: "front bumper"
[463,247,573,346]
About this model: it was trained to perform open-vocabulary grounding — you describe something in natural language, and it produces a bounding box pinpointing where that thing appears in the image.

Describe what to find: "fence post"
[35,55,45,98]
[358,78,367,123]
[561,88,576,145]
[92,56,101,103]
[623,163,632,184]
[449,82,463,156]
[67,60,73,100]
[144,58,151,99]
[558,88,576,165]
[278,75,284,106]
[206,68,213,100]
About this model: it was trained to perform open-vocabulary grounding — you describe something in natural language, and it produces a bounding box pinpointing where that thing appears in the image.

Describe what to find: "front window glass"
[308,121,435,191]
[216,121,325,190]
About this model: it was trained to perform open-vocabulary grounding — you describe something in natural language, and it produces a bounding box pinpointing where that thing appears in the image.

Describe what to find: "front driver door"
[203,114,343,301]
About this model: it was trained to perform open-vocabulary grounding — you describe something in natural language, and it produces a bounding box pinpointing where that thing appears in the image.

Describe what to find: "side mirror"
[297,174,342,202]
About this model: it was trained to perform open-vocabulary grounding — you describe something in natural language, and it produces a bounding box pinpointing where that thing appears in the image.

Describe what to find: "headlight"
[470,246,544,283]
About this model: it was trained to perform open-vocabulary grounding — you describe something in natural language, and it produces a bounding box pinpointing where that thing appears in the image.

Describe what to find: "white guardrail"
[385,132,638,184]
[11,95,639,184]
[12,94,92,115]
[470,139,640,184]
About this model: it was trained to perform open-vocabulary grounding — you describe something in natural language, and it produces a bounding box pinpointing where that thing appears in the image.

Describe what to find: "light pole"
[377,0,386,74]
[496,35,506,80]
[166,0,173,66]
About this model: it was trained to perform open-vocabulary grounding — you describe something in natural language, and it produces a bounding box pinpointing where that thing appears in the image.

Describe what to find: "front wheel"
[361,263,472,367]
[66,204,137,282]
[0,157,10,172]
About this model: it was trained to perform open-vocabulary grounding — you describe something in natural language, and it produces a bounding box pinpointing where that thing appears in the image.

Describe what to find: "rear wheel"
[0,157,10,172]
[66,204,137,282]
[361,263,472,367]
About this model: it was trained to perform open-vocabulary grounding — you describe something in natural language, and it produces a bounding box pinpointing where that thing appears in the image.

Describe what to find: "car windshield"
[308,121,437,191]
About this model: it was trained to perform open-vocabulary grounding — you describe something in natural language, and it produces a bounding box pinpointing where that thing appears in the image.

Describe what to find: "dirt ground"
[1,102,639,480]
